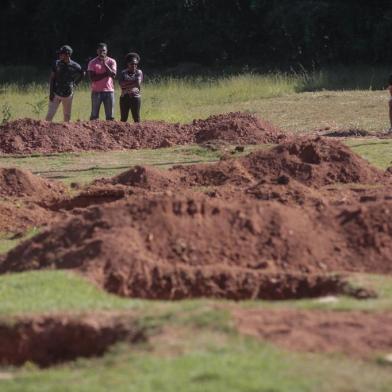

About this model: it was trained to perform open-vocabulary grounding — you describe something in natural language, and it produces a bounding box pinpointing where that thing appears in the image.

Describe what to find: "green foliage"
[1,1,392,68]
[26,98,47,118]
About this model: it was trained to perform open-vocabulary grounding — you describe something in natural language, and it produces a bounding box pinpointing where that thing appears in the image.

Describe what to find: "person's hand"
[49,93,55,102]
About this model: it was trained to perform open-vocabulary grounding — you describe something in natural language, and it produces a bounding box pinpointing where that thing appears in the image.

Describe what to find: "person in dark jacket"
[118,52,143,122]
[45,45,83,122]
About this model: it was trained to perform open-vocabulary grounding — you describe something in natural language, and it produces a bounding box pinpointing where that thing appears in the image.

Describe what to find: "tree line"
[1,0,392,70]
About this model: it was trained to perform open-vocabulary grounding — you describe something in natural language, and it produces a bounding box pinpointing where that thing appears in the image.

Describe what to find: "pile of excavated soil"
[0,312,144,367]
[0,201,55,232]
[0,112,286,155]
[0,168,66,233]
[240,137,385,187]
[233,309,392,358]
[96,165,181,191]
[85,136,385,210]
[169,137,384,189]
[0,167,65,199]
[0,192,389,299]
[192,112,286,145]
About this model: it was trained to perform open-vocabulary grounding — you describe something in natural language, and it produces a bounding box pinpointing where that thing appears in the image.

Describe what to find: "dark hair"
[125,52,141,63]
[58,45,73,55]
[97,42,107,49]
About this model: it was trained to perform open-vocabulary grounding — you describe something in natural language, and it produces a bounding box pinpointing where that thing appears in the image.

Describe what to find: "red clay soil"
[0,167,65,199]
[192,112,286,145]
[0,168,66,233]
[0,191,388,299]
[1,136,392,299]
[0,112,286,155]
[233,309,392,358]
[240,136,385,187]
[0,312,145,367]
[0,201,55,233]
[92,136,384,194]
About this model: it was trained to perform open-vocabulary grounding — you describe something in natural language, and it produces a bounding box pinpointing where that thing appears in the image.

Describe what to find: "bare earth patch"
[233,308,392,358]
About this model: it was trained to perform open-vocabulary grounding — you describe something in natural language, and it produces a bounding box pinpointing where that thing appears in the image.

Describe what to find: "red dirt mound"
[0,118,192,154]
[0,113,286,155]
[192,112,286,145]
[0,193,386,299]
[234,309,392,358]
[0,312,144,367]
[0,167,65,199]
[336,202,392,272]
[97,165,181,190]
[173,159,255,187]
[241,136,384,187]
[0,201,55,232]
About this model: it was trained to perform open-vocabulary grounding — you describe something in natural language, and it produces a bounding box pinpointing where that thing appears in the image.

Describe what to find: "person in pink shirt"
[87,43,117,120]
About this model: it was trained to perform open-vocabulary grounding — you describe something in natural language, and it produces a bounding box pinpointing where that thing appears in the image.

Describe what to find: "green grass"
[1,270,392,318]
[0,271,392,391]
[0,228,40,255]
[0,144,260,185]
[346,139,392,169]
[1,325,392,391]
[0,271,138,316]
[1,67,390,128]
[1,69,392,390]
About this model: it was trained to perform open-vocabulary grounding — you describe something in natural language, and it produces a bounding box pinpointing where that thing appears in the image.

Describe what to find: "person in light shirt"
[118,52,143,122]
[87,43,117,120]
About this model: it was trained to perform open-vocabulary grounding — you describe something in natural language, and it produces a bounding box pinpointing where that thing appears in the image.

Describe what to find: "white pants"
[45,94,73,122]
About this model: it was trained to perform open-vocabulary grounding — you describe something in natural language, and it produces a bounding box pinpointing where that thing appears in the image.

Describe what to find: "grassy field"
[0,67,390,130]
[1,70,392,391]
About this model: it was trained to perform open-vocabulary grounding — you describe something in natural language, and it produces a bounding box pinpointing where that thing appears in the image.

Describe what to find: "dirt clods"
[0,112,286,155]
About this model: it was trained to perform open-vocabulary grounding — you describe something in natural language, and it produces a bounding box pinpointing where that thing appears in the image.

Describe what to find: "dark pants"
[120,95,141,122]
[90,91,115,120]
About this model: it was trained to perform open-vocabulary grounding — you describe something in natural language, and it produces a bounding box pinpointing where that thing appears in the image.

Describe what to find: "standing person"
[87,43,117,120]
[118,53,143,122]
[45,45,83,122]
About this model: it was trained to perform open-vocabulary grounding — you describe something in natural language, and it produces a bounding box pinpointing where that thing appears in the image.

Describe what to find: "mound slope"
[0,112,286,155]
[1,190,391,299]
[193,112,285,145]
[0,167,65,199]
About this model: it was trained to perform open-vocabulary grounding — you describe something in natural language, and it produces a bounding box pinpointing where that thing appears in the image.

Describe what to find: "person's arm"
[49,71,55,101]
[135,70,142,89]
[104,59,116,78]
[388,74,392,95]
[88,70,109,82]
[74,65,84,85]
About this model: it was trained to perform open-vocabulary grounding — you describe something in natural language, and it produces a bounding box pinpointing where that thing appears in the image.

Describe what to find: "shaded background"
[1,0,392,70]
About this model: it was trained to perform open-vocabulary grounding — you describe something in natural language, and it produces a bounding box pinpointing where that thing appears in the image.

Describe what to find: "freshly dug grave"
[0,312,145,367]
[0,193,385,299]
[0,112,286,155]
[0,167,65,199]
[233,309,392,358]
